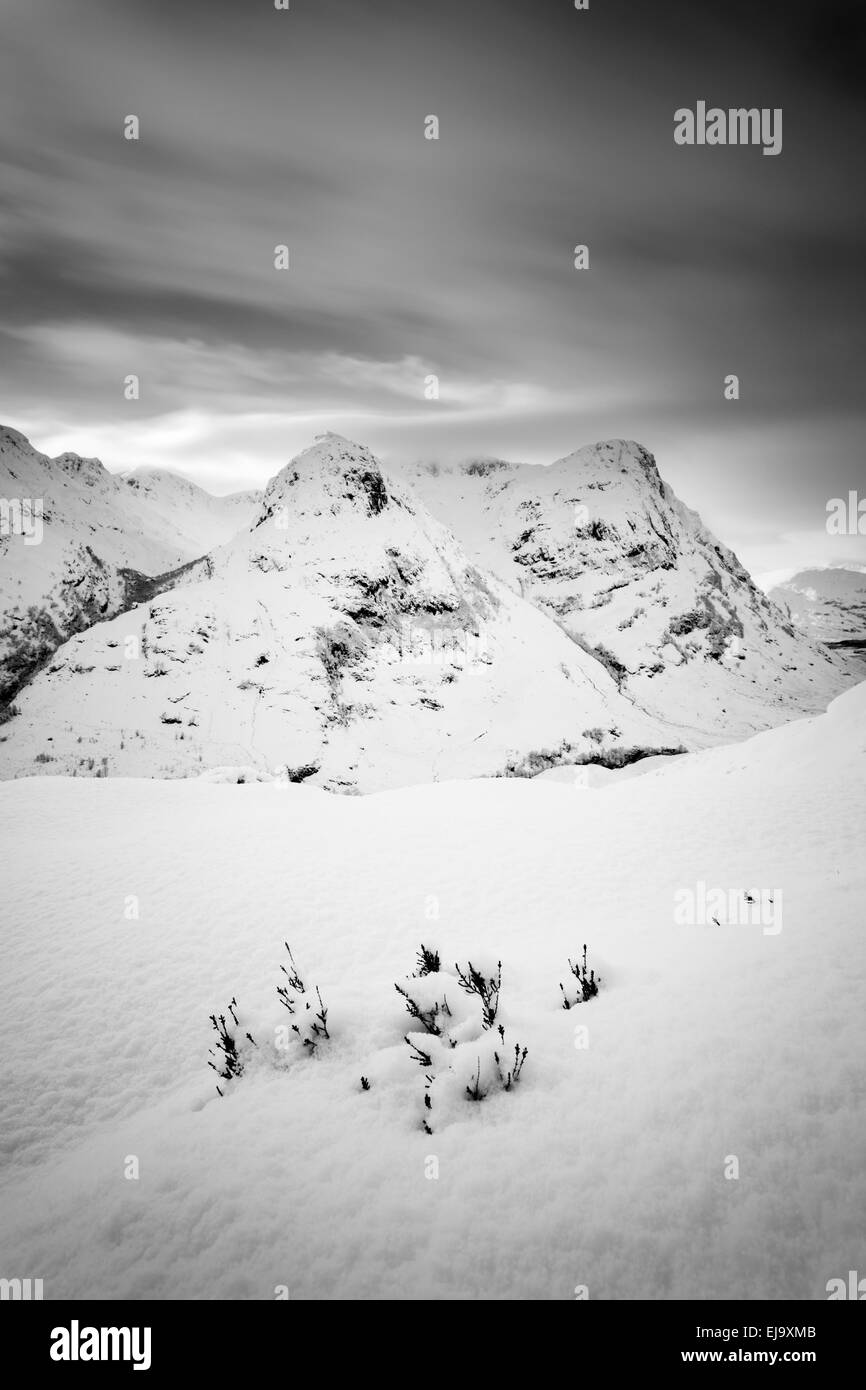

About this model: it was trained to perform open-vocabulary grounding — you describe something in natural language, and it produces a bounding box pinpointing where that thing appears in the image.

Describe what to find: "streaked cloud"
[0,0,864,570]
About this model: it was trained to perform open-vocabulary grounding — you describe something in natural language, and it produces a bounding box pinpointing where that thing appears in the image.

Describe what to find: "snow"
[0,682,863,1299]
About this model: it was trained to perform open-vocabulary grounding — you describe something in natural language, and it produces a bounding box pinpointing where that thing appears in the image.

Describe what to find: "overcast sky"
[1,0,864,577]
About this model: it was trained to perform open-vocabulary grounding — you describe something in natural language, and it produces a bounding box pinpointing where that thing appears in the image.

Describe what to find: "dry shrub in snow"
[559,944,601,1009]
[414,943,440,976]
[276,942,330,1054]
[397,948,527,1132]
[455,958,501,1029]
[209,945,331,1093]
[466,1026,528,1102]
[207,997,257,1096]
[394,978,453,1035]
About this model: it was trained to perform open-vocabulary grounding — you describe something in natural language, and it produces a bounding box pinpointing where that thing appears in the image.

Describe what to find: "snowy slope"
[768,566,866,643]
[0,435,675,789]
[401,444,848,744]
[0,681,863,1299]
[0,426,260,701]
[120,467,261,561]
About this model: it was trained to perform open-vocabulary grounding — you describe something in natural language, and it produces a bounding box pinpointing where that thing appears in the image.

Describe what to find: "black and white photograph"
[1,0,865,1335]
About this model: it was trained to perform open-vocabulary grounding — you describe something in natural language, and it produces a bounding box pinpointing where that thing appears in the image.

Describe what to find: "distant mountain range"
[0,426,855,790]
[768,566,866,645]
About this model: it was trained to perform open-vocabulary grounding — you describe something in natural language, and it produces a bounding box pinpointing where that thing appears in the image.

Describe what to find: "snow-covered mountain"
[0,428,854,789]
[399,443,847,742]
[0,426,260,701]
[0,434,676,789]
[768,566,866,644]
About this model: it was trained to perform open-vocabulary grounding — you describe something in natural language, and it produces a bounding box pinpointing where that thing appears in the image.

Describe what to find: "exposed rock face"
[401,440,847,743]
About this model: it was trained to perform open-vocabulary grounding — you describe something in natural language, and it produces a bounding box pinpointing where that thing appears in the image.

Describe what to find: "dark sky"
[1,0,864,578]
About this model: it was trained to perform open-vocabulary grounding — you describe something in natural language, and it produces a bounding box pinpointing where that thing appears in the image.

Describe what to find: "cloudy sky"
[1,0,864,577]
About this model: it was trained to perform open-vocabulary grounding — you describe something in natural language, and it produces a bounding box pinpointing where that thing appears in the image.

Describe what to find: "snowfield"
[0,682,863,1300]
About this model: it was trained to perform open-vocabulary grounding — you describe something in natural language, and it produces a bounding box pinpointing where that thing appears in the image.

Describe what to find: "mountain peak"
[54,451,108,483]
[259,434,393,523]
[123,466,206,498]
[313,429,362,447]
[554,439,664,493]
[0,424,37,457]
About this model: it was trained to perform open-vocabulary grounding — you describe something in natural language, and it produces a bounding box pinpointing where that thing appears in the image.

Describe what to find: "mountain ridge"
[0,426,261,701]
[0,426,854,789]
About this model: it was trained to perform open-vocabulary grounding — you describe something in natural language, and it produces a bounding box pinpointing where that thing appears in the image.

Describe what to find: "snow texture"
[0,683,863,1299]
